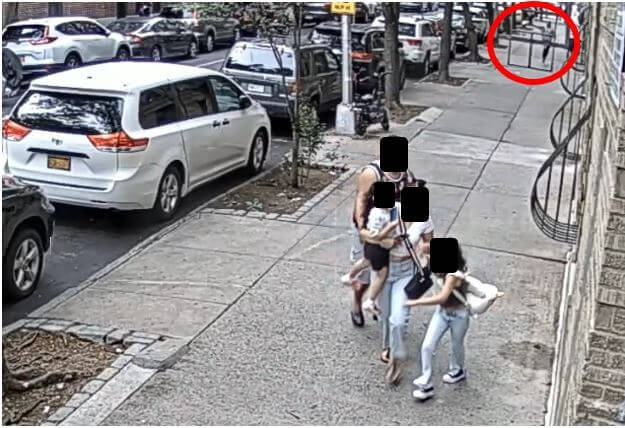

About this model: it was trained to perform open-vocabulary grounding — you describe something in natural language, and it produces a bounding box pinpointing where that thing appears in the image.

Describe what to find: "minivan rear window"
[225,45,294,76]
[3,25,46,42]
[12,91,123,135]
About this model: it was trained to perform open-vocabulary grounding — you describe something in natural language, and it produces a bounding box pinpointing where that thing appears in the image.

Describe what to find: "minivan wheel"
[152,167,181,221]
[187,40,198,58]
[151,46,162,62]
[3,228,44,300]
[246,130,267,175]
[205,33,215,52]
[64,53,82,69]
[116,46,130,61]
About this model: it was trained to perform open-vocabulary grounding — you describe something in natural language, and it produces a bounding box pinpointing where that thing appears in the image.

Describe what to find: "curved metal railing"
[530,4,591,244]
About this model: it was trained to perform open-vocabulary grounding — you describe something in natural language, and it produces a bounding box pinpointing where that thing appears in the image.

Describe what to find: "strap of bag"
[436,272,472,313]
[398,216,425,278]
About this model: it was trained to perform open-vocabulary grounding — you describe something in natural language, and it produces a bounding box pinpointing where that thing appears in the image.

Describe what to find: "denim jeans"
[414,305,470,388]
[379,259,414,361]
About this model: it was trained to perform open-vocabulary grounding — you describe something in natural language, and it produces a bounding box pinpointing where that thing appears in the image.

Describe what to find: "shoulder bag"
[399,217,433,300]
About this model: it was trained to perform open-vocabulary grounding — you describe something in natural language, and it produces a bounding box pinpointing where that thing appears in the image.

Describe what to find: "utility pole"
[335,11,356,135]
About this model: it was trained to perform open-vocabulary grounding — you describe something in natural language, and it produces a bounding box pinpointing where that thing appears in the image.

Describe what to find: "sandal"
[386,361,402,385]
[380,348,390,364]
[351,310,364,327]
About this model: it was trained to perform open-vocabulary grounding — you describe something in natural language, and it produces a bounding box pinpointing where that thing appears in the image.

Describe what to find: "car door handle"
[222,119,230,126]
[213,120,221,128]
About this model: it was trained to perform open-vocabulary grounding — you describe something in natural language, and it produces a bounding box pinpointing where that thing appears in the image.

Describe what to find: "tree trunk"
[290,3,302,188]
[382,3,401,109]
[438,2,453,83]
[2,3,19,28]
[462,2,480,62]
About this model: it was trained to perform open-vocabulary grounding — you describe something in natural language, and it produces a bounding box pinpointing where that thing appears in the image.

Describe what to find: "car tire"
[64,53,82,69]
[246,129,267,176]
[151,166,182,221]
[151,45,162,62]
[205,32,215,53]
[187,40,198,58]
[3,228,44,300]
[116,46,130,61]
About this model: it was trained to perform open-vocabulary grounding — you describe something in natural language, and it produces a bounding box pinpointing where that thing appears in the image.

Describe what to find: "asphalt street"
[2,45,299,324]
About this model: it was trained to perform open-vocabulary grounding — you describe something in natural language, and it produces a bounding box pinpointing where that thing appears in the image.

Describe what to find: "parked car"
[2,175,54,299]
[221,38,342,118]
[1,17,131,77]
[453,5,490,42]
[375,15,443,75]
[310,22,406,93]
[159,5,241,52]
[2,62,271,220]
[107,17,199,61]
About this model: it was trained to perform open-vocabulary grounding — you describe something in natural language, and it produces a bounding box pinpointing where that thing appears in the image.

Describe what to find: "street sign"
[331,2,355,15]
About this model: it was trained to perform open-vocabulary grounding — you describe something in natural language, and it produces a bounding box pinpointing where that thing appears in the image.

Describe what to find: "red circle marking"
[487,1,580,85]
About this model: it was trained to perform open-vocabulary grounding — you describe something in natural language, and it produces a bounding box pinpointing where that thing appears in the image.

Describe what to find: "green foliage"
[295,102,324,184]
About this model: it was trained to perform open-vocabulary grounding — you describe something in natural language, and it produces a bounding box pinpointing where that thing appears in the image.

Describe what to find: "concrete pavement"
[20,45,573,424]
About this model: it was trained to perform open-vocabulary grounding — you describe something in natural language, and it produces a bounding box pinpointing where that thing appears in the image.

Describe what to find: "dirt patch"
[497,340,554,371]
[208,166,340,215]
[3,330,120,425]
[389,104,430,124]
[421,73,470,86]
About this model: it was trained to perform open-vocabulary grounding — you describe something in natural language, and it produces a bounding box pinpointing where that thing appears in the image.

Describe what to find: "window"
[3,25,46,42]
[164,20,179,32]
[224,45,294,77]
[139,86,179,129]
[208,77,242,112]
[371,31,384,50]
[300,50,312,77]
[313,51,329,75]
[324,50,339,72]
[421,23,435,37]
[151,20,167,33]
[83,21,107,35]
[398,23,417,37]
[174,78,215,120]
[13,91,123,135]
[107,21,145,34]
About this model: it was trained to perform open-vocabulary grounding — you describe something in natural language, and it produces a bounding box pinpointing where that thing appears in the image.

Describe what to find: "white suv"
[2,62,271,220]
[373,15,441,73]
[2,17,131,77]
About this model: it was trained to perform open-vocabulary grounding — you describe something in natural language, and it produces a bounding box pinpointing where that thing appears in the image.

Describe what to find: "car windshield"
[310,28,365,50]
[225,45,294,76]
[12,91,123,135]
[108,21,145,34]
[400,3,424,14]
[2,25,46,42]
[398,23,416,37]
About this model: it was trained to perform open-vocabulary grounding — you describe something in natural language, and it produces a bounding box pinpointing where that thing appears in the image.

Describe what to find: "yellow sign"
[331,2,356,15]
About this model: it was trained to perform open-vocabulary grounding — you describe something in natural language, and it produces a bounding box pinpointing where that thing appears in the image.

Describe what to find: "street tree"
[2,2,19,28]
[461,2,481,62]
[382,3,402,108]
[438,2,454,83]
[116,2,128,19]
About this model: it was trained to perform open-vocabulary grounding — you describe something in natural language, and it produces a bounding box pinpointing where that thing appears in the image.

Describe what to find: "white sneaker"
[341,273,353,286]
[412,385,434,401]
[442,369,466,384]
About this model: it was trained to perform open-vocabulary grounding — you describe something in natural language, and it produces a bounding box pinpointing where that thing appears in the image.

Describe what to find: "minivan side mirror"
[239,95,252,109]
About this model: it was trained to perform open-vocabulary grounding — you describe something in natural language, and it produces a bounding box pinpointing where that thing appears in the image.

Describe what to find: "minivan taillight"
[352,52,373,61]
[2,120,31,141]
[88,131,149,153]
[405,39,422,47]
[130,35,143,43]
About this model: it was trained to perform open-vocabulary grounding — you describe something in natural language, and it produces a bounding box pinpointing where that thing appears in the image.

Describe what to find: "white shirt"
[366,207,391,235]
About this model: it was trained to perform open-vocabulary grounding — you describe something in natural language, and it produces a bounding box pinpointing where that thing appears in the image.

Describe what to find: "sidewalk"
[22,56,570,425]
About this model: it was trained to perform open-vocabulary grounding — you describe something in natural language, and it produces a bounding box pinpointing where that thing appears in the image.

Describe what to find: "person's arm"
[405,275,460,306]
[354,168,377,230]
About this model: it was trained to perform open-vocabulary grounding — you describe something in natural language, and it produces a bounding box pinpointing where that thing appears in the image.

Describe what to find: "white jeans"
[415,305,470,388]
[379,259,414,361]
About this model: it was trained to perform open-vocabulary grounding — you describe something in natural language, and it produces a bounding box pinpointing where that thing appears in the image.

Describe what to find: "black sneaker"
[442,369,466,384]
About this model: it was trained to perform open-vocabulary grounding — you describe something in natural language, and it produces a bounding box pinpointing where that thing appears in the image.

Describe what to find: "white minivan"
[2,62,271,220]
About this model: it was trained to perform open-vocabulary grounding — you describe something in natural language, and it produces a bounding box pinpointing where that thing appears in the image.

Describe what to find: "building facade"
[547,2,625,425]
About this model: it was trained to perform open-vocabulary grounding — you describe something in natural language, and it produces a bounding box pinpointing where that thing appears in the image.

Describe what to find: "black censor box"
[430,237,460,274]
[380,136,408,172]
[401,186,429,222]
[373,182,395,208]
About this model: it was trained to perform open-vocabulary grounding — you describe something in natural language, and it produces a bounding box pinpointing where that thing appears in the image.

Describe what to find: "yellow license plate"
[47,155,71,171]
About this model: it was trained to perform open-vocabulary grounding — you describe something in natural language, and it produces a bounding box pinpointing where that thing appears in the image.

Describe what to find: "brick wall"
[550,2,625,426]
[6,2,142,22]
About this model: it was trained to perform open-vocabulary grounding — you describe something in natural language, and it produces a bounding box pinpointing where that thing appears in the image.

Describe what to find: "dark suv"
[2,175,54,300]
[310,22,406,93]
[221,39,342,119]
[159,5,240,52]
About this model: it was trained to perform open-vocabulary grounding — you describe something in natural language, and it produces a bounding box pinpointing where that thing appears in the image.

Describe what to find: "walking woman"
[407,244,471,400]
[373,204,434,384]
